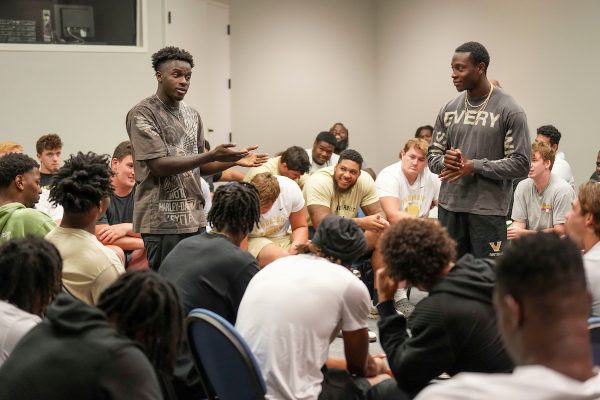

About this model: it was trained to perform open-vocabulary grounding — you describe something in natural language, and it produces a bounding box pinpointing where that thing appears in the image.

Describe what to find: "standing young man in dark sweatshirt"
[428,41,530,258]
[371,219,513,398]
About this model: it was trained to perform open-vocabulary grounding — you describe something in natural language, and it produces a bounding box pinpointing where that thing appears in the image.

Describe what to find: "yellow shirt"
[303,166,379,219]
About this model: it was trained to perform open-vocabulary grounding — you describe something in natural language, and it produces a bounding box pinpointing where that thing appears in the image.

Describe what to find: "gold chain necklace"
[463,84,494,116]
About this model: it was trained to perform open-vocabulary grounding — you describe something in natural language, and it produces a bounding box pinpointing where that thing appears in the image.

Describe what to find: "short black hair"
[0,153,39,189]
[315,131,337,147]
[208,182,261,236]
[496,233,586,302]
[414,125,434,138]
[536,125,562,146]
[455,41,490,72]
[380,219,456,289]
[0,236,62,315]
[338,149,364,170]
[49,151,114,213]
[97,270,183,374]
[151,46,194,72]
[281,146,311,174]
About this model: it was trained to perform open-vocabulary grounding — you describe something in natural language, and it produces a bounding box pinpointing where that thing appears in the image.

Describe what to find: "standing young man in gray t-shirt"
[126,46,268,270]
[428,41,530,258]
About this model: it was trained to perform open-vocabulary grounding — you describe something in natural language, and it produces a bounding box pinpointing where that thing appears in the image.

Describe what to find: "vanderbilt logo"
[489,241,502,252]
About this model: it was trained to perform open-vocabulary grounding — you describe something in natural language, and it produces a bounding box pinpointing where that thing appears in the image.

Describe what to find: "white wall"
[229,0,377,162]
[2,0,598,186]
[0,1,166,159]
[375,0,600,185]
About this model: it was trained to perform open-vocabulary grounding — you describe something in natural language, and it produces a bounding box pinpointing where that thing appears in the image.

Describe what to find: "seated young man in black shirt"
[160,181,261,398]
[372,218,513,398]
[95,141,147,269]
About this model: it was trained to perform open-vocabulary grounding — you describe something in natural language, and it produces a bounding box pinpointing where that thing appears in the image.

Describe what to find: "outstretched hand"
[209,143,250,163]
[235,145,269,168]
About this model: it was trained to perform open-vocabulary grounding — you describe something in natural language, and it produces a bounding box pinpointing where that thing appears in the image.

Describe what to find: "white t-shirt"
[36,187,64,221]
[249,176,304,239]
[585,241,600,317]
[552,152,575,190]
[200,177,212,218]
[415,365,600,400]
[376,161,441,217]
[0,300,41,366]
[236,254,370,400]
[305,148,339,173]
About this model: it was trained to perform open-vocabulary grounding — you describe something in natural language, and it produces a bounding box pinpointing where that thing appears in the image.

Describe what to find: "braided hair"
[97,270,183,374]
[0,236,62,315]
[208,182,260,236]
[49,151,114,213]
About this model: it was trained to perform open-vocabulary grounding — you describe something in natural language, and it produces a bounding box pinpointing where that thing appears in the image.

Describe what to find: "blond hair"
[532,141,555,169]
[0,141,23,155]
[250,172,280,207]
[578,181,600,237]
[402,138,429,156]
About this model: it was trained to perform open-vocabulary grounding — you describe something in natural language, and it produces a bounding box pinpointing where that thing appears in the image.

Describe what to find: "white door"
[164,0,230,148]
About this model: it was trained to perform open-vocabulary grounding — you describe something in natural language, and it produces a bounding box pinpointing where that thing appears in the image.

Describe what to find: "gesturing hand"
[210,143,250,163]
[235,145,269,167]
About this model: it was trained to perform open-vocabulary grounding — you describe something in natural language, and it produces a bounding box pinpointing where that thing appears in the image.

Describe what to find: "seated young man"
[160,182,262,398]
[95,141,147,269]
[247,172,308,268]
[375,218,513,397]
[0,153,56,244]
[244,145,311,187]
[508,141,575,240]
[34,133,64,222]
[46,152,125,305]
[0,237,62,366]
[305,131,339,173]
[416,233,600,400]
[303,149,388,249]
[376,138,440,223]
[566,181,600,316]
[236,215,391,400]
[0,270,182,400]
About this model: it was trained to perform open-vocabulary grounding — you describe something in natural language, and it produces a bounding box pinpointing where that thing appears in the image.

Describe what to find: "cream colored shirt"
[303,166,379,220]
[46,227,125,305]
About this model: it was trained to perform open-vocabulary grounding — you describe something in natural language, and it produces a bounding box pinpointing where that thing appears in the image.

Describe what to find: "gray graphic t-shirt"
[126,95,206,234]
[511,173,575,230]
[428,87,531,216]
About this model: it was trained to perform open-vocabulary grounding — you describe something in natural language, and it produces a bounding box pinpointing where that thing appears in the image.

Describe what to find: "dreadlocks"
[0,236,62,315]
[49,151,114,213]
[208,182,260,236]
[97,270,182,374]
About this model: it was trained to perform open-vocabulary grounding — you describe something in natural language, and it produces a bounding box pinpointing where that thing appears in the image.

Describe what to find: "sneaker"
[394,298,415,317]
[368,301,379,320]
[368,329,377,343]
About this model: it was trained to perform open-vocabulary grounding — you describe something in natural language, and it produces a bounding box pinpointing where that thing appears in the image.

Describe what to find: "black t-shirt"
[159,231,259,323]
[40,172,54,188]
[97,187,136,225]
[159,232,259,389]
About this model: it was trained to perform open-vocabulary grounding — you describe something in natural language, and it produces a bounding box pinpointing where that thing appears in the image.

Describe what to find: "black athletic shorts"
[438,206,507,259]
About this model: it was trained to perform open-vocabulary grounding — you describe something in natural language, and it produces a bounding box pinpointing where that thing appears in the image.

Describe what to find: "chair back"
[186,308,266,400]
[588,317,600,365]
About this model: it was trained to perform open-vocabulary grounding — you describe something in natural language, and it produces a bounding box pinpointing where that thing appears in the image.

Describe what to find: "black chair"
[589,317,600,365]
[186,308,266,400]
